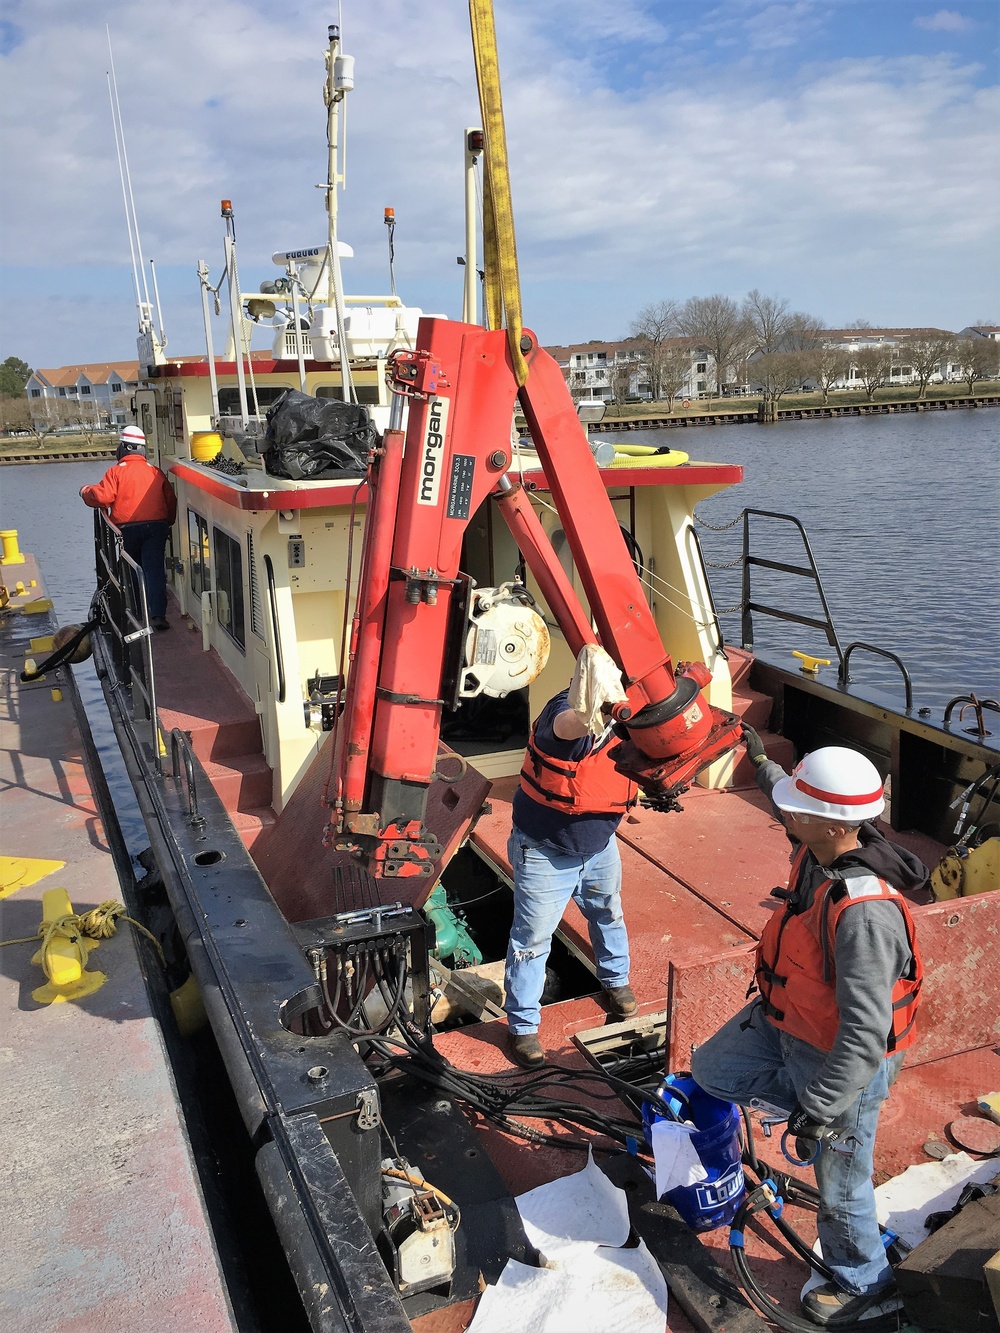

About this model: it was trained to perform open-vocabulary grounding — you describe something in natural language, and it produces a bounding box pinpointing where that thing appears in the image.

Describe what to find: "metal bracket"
[357,1088,381,1131]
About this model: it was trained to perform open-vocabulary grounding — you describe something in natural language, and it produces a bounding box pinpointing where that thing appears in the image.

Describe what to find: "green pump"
[422,884,482,967]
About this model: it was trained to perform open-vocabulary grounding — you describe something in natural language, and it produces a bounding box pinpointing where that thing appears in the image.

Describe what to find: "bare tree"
[804,345,850,403]
[651,343,695,413]
[0,394,45,443]
[751,351,807,412]
[743,290,794,354]
[629,301,680,399]
[677,295,749,395]
[853,345,892,401]
[903,334,957,399]
[954,337,1000,392]
[609,357,634,407]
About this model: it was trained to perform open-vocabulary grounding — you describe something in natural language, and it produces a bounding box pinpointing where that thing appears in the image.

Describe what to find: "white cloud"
[1,0,998,364]
[915,10,976,32]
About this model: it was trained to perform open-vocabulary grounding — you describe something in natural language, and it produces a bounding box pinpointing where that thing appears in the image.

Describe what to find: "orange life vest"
[755,846,922,1054]
[518,723,638,816]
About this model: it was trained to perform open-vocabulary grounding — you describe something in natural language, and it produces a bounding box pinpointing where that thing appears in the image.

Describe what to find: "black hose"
[20,617,98,682]
[729,1197,903,1332]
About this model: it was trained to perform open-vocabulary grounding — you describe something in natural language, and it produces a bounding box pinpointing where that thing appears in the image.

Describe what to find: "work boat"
[82,21,999,1333]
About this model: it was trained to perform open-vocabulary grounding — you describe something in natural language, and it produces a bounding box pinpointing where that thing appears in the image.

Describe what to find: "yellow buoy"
[190,431,223,462]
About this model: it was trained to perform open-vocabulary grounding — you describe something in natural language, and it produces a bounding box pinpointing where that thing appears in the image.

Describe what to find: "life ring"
[681,398,691,409]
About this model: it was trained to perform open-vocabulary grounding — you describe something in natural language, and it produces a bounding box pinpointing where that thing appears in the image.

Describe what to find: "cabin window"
[247,531,264,640]
[217,386,290,416]
[213,527,245,651]
[315,384,381,406]
[188,509,211,598]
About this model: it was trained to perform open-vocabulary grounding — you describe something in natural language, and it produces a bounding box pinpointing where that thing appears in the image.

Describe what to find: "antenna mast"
[107,27,165,362]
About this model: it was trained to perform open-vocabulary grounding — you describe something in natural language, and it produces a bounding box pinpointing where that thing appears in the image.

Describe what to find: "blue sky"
[1,0,997,373]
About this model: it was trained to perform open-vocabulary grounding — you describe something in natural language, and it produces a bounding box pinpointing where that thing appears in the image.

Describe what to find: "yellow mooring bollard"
[30,888,106,1004]
[0,529,26,565]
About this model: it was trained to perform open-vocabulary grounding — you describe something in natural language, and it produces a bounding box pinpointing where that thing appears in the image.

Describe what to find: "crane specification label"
[446,455,476,519]
[417,395,450,508]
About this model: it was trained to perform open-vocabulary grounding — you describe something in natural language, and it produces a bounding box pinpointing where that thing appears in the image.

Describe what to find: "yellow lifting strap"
[468,0,529,386]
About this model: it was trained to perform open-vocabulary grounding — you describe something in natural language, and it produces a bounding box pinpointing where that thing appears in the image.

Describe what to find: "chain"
[693,508,746,531]
[703,555,744,569]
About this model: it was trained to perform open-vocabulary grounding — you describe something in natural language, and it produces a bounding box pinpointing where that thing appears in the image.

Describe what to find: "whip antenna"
[106,27,154,337]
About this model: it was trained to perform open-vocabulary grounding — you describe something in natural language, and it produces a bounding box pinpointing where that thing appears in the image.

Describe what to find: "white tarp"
[467,1149,669,1333]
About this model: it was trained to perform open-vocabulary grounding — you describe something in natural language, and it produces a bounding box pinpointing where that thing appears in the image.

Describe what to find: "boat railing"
[686,524,727,658]
[169,728,205,827]
[93,510,162,773]
[739,508,846,666]
[840,641,914,710]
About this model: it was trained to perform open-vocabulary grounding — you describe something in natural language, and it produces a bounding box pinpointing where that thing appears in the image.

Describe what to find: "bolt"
[489,450,508,468]
[519,335,532,353]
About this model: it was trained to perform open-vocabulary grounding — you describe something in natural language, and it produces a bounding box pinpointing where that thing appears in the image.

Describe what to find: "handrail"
[840,642,914,711]
[686,524,727,659]
[169,727,205,826]
[263,554,286,704]
[740,508,845,666]
[92,510,161,772]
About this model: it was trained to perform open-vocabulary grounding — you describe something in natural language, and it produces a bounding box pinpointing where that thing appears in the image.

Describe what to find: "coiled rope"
[2,900,165,972]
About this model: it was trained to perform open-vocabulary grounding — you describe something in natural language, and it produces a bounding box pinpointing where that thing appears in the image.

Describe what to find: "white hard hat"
[119,425,146,448]
[771,746,886,821]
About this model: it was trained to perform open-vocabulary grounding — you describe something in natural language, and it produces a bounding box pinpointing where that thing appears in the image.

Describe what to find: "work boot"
[152,616,170,631]
[801,1280,901,1326]
[507,1032,545,1069]
[604,984,638,1021]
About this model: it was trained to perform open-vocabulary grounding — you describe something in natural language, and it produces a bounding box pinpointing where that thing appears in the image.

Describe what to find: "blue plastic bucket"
[642,1075,745,1231]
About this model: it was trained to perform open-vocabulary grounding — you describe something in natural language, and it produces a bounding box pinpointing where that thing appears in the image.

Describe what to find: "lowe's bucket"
[642,1075,745,1231]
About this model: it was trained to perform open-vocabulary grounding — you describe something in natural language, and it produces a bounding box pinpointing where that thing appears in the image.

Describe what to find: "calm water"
[1,408,997,751]
[0,458,148,854]
[602,408,999,707]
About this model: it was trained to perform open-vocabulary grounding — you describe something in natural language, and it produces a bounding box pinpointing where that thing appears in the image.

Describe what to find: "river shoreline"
[3,386,997,464]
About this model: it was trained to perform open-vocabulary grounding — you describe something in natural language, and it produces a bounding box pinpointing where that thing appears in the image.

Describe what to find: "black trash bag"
[262,389,376,480]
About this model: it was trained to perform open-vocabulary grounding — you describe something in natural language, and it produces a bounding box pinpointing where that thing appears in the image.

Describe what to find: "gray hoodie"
[756,760,927,1124]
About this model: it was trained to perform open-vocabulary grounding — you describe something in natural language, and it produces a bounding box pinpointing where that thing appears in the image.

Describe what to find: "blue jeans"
[691,1001,903,1295]
[122,521,170,619]
[503,829,630,1035]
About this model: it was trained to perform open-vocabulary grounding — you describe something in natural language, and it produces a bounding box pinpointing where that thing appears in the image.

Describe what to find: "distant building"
[26,362,140,426]
[543,337,716,402]
[806,328,960,389]
[958,326,1000,342]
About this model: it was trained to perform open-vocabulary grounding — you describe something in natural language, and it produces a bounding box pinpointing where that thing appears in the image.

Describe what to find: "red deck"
[145,604,1000,1331]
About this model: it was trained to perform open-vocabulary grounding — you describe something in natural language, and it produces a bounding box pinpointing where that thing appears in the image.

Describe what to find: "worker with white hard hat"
[80,425,178,630]
[691,730,926,1327]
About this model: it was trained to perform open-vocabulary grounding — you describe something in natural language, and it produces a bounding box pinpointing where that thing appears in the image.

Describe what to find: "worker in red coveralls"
[80,425,177,630]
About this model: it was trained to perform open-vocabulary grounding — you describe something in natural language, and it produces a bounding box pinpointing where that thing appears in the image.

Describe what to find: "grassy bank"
[0,433,117,460]
[595,380,1000,422]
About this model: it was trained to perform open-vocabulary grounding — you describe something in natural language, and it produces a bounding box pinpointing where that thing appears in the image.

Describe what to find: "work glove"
[568,644,627,737]
[787,1101,828,1162]
[741,723,769,769]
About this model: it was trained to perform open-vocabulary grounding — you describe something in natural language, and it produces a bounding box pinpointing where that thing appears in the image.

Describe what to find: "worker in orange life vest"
[504,645,640,1069]
[80,425,178,630]
[691,738,925,1328]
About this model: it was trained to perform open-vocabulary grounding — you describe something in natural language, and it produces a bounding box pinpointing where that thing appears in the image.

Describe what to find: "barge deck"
[0,558,234,1333]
